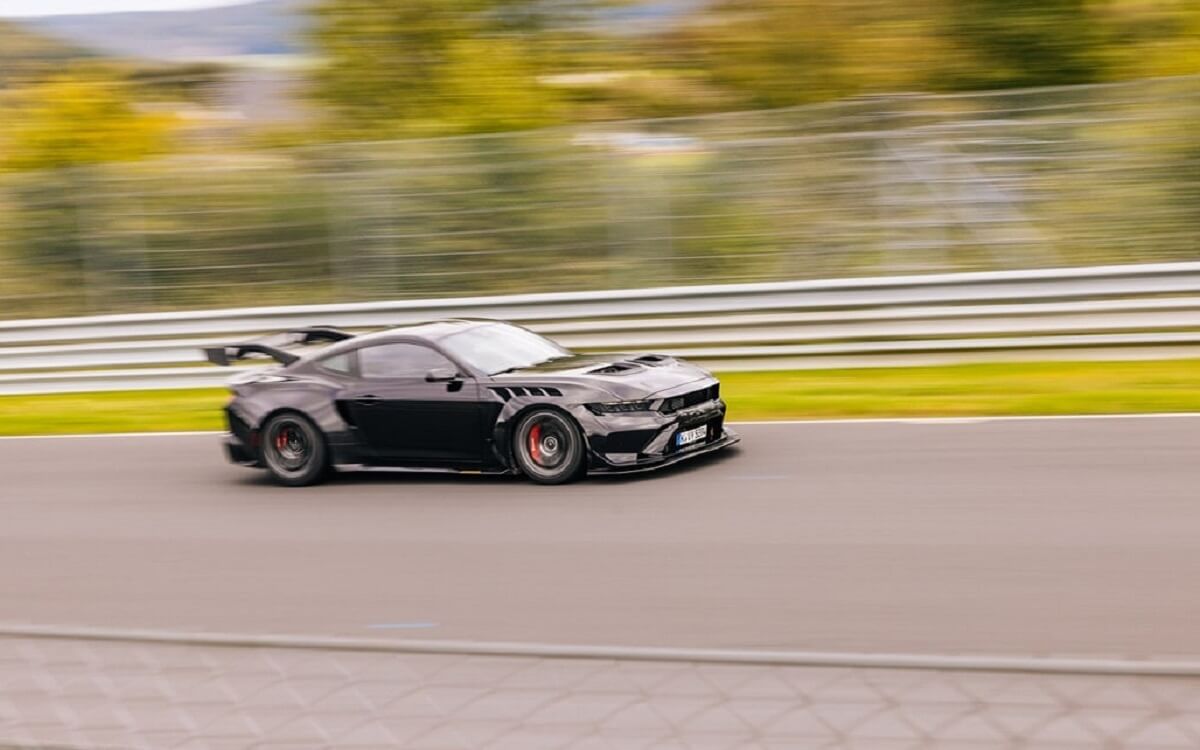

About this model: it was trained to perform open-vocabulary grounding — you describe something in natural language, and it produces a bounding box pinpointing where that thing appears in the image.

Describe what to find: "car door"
[342,342,483,465]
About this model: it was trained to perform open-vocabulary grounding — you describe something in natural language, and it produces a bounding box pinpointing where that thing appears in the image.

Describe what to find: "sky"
[0,0,251,16]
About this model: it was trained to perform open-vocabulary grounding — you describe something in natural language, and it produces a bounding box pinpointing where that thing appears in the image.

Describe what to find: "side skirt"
[331,464,517,476]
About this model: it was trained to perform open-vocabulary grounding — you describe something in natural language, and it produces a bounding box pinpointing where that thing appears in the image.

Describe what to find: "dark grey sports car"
[205,320,739,486]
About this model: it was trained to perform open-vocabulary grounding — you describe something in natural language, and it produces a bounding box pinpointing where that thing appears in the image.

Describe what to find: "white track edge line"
[2,412,1198,441]
[730,413,1200,425]
[0,624,1196,677]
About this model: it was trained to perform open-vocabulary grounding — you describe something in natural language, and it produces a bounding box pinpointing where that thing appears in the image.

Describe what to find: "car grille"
[659,383,720,414]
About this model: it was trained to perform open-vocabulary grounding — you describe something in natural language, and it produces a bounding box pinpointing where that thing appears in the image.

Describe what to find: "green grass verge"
[0,388,226,436]
[720,359,1200,420]
[1,359,1198,436]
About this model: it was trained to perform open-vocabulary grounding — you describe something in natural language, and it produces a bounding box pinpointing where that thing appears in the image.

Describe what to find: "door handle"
[353,395,381,406]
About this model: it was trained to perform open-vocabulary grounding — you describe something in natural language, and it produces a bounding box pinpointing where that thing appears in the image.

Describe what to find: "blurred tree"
[1101,0,1200,79]
[661,0,855,108]
[0,72,176,315]
[306,0,1200,130]
[126,62,231,106]
[1,73,173,171]
[654,0,950,109]
[937,0,1106,89]
[654,0,1133,109]
[436,35,567,132]
[309,0,584,136]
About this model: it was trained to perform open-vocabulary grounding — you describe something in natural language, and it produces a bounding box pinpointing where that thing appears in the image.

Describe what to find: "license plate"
[676,425,708,448]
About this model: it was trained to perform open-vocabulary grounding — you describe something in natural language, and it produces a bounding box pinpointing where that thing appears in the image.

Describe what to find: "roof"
[321,318,495,349]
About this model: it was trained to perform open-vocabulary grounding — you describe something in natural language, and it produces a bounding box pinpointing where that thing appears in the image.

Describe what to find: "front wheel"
[260,413,328,487]
[513,409,586,485]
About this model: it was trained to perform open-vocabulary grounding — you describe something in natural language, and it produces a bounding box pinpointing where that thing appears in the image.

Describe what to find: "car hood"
[493,353,713,400]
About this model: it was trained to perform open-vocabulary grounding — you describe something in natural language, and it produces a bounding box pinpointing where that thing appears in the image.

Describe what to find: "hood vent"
[632,354,672,366]
[588,362,641,375]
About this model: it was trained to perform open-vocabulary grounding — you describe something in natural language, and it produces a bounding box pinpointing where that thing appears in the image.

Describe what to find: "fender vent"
[490,386,563,401]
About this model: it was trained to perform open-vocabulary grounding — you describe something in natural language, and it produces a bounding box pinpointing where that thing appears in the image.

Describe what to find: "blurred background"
[0,0,1198,317]
[7,5,1200,749]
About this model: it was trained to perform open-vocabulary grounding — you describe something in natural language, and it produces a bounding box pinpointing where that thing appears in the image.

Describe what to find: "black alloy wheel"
[261,413,328,487]
[513,409,586,485]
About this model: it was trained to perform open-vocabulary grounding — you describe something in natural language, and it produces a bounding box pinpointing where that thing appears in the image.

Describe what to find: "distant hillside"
[604,0,707,26]
[20,0,706,62]
[22,0,309,61]
[0,20,91,83]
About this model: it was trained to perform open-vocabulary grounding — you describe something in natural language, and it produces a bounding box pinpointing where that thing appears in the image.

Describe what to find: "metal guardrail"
[4,261,1200,395]
[3,625,1200,749]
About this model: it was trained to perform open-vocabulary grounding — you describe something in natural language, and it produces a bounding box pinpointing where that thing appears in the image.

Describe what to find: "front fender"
[490,399,596,470]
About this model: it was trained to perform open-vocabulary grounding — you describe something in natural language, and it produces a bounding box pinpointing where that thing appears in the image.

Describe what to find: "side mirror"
[425,367,458,383]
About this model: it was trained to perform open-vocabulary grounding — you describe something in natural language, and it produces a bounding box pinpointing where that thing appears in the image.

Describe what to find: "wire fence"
[1,76,1198,319]
[3,630,1200,749]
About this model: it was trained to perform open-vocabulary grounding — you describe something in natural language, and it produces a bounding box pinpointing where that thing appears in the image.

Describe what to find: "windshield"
[439,323,571,376]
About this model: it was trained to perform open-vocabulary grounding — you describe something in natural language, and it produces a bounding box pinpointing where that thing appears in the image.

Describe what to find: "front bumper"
[588,427,741,474]
[582,398,739,474]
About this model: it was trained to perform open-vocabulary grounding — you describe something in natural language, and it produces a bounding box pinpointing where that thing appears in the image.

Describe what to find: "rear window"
[316,351,354,375]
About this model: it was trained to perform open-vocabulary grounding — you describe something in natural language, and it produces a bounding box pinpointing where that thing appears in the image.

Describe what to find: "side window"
[359,343,454,379]
[317,351,354,376]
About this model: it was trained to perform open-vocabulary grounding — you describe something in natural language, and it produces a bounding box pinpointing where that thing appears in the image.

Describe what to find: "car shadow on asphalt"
[588,445,743,485]
[228,446,743,490]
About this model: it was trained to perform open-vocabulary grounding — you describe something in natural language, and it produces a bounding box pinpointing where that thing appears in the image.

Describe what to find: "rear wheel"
[513,409,586,485]
[260,413,328,487]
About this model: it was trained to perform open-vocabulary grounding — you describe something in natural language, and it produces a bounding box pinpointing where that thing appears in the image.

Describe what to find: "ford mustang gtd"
[205,320,739,486]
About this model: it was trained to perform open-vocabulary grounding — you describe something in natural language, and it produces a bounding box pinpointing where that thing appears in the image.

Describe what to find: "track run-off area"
[1,416,1197,658]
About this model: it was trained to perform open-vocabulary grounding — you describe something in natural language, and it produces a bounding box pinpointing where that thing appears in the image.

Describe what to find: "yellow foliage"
[1,74,174,172]
[1102,0,1200,78]
[434,36,567,134]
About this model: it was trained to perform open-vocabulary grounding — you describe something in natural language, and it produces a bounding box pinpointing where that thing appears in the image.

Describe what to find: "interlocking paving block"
[2,636,1200,748]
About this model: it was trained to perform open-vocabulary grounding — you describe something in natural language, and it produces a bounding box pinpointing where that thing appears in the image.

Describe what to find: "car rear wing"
[202,326,355,367]
[203,343,300,367]
[289,326,355,345]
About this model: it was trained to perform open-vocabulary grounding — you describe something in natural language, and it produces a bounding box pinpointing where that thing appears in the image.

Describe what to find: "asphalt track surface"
[1,417,1198,657]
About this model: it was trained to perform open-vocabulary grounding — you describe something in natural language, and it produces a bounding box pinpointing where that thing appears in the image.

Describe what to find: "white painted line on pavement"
[1,412,1198,442]
[1,623,1199,677]
[731,412,1200,426]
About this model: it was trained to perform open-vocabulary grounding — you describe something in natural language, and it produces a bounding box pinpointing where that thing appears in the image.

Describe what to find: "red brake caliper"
[276,428,288,451]
[528,423,542,464]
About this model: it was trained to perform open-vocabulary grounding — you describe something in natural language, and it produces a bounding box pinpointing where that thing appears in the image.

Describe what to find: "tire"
[260,412,328,487]
[513,409,586,485]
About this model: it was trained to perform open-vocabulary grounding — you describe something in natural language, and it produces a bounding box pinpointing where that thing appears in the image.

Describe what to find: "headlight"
[586,400,654,415]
